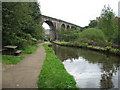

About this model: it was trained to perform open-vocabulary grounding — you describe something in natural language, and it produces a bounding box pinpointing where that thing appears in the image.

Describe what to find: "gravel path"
[2,44,46,88]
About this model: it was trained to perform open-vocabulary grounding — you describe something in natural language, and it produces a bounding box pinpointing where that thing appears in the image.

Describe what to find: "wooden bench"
[15,50,22,56]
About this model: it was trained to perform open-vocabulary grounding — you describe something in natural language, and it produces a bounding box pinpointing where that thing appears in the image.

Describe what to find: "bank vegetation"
[56,5,120,56]
[38,44,77,88]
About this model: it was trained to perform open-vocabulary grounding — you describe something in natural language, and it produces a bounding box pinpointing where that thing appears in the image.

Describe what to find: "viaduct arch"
[41,15,81,41]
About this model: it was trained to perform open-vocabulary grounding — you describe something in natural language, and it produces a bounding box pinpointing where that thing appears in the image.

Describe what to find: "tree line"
[57,5,120,45]
[2,2,44,49]
[2,3,120,49]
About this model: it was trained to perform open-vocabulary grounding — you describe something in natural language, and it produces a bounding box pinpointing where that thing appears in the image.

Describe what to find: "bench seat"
[15,50,22,56]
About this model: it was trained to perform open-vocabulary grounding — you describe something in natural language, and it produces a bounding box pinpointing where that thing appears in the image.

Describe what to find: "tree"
[89,20,97,28]
[112,17,120,45]
[97,5,117,42]
[56,27,80,42]
[2,2,44,48]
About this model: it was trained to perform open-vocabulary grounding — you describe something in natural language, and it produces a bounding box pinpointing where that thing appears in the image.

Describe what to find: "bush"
[80,43,88,47]
[11,36,28,49]
[2,2,44,49]
[76,28,106,43]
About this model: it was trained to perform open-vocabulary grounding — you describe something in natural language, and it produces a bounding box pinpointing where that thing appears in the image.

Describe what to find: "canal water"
[52,44,120,89]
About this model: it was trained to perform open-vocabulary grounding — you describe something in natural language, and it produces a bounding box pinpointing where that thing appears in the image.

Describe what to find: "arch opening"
[67,25,70,30]
[61,24,65,29]
[42,20,56,41]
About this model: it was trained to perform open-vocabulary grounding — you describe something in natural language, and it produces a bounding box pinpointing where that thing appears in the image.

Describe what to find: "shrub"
[73,41,80,46]
[79,43,88,47]
[76,28,106,43]
[12,36,28,49]
[110,48,120,53]
[105,46,112,51]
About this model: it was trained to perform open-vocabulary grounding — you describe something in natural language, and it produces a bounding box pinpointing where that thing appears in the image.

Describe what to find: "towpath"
[2,43,46,88]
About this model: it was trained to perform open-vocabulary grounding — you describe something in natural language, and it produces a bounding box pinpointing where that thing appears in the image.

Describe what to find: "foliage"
[22,45,38,54]
[2,55,24,64]
[111,17,120,44]
[56,28,65,41]
[105,46,112,50]
[87,5,119,45]
[56,28,80,42]
[37,41,43,44]
[79,43,88,47]
[89,20,97,28]
[97,5,117,42]
[110,48,120,54]
[54,41,70,45]
[80,26,89,32]
[38,44,76,88]
[76,28,106,43]
[82,41,120,49]
[2,2,44,49]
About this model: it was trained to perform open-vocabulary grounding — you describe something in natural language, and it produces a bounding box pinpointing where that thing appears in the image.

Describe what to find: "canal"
[52,44,120,89]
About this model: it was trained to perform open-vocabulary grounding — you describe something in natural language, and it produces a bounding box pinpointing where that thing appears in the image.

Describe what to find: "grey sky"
[38,0,119,28]
[118,1,120,17]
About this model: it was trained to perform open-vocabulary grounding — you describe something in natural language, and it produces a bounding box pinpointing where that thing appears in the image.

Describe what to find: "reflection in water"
[52,44,120,89]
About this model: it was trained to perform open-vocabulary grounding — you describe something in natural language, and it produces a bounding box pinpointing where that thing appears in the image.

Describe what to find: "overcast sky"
[38,0,119,28]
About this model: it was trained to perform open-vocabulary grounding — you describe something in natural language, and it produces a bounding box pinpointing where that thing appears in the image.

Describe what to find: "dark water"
[52,44,120,89]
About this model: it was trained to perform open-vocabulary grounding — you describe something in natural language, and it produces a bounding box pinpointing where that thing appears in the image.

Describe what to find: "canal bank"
[38,44,77,88]
[52,41,120,56]
[51,44,120,89]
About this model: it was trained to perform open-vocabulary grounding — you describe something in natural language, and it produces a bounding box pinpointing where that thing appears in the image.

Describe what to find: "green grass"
[2,45,38,64]
[2,55,24,64]
[37,41,43,44]
[54,41,70,45]
[38,44,77,88]
[22,45,38,54]
[0,55,2,63]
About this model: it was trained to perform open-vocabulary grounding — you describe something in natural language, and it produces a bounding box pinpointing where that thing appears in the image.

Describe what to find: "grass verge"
[37,41,43,44]
[37,44,77,88]
[0,55,2,63]
[22,45,38,54]
[2,55,24,64]
[2,44,38,64]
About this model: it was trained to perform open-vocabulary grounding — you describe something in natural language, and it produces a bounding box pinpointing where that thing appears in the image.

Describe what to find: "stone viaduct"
[41,15,81,41]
